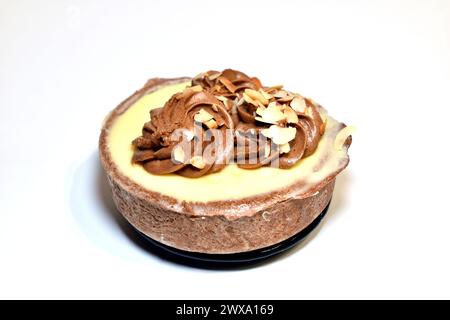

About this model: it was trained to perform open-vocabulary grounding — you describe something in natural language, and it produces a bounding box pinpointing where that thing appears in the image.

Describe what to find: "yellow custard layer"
[107,82,349,202]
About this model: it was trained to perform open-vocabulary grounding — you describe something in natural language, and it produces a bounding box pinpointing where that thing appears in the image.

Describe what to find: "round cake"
[99,69,352,254]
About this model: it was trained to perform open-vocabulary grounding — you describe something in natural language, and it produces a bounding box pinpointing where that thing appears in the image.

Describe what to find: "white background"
[1,0,450,299]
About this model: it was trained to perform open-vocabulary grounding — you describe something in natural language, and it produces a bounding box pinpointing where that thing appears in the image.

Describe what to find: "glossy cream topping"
[107,82,350,202]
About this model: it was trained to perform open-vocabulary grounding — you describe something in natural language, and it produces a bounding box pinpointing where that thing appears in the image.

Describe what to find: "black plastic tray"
[134,200,331,268]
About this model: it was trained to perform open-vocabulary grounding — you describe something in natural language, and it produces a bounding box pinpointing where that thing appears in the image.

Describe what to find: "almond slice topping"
[261,125,297,145]
[273,90,289,98]
[192,73,204,81]
[305,106,315,118]
[176,85,203,100]
[265,85,284,93]
[194,108,214,123]
[172,145,186,164]
[216,95,229,104]
[282,105,299,123]
[255,103,286,124]
[245,89,269,106]
[259,89,273,101]
[204,119,218,129]
[208,72,221,80]
[279,143,291,154]
[190,156,206,169]
[290,96,307,113]
[242,92,260,107]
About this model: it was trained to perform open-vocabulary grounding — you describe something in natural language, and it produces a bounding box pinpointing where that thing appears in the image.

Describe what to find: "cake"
[99,69,353,254]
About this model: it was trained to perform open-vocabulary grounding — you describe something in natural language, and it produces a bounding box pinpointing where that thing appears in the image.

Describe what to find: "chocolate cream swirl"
[132,69,325,178]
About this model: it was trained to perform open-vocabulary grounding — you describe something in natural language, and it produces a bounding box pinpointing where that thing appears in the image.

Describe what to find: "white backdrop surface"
[1,0,449,299]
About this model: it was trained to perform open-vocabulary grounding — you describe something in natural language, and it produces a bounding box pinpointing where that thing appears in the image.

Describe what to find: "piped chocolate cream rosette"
[132,86,234,178]
[132,69,326,177]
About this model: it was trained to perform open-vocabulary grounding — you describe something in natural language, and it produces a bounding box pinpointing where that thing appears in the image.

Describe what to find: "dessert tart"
[99,69,352,259]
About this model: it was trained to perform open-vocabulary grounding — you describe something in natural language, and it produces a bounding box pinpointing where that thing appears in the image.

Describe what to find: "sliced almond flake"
[172,145,185,164]
[216,95,228,103]
[255,106,265,117]
[267,101,278,108]
[191,85,203,92]
[283,106,299,123]
[216,96,231,110]
[208,72,221,80]
[279,143,291,154]
[276,95,295,103]
[259,89,273,101]
[261,128,271,138]
[290,96,307,113]
[190,156,206,169]
[261,125,297,145]
[245,89,269,106]
[255,103,286,124]
[235,96,245,107]
[256,100,266,108]
[176,85,203,100]
[243,92,259,107]
[193,72,204,80]
[204,119,218,129]
[273,90,289,98]
[305,106,315,118]
[265,85,284,93]
[194,108,214,123]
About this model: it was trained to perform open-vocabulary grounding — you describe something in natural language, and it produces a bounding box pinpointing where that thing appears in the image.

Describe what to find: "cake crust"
[99,77,350,253]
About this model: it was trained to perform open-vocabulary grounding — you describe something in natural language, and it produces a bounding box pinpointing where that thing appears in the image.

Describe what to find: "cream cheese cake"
[99,70,353,254]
